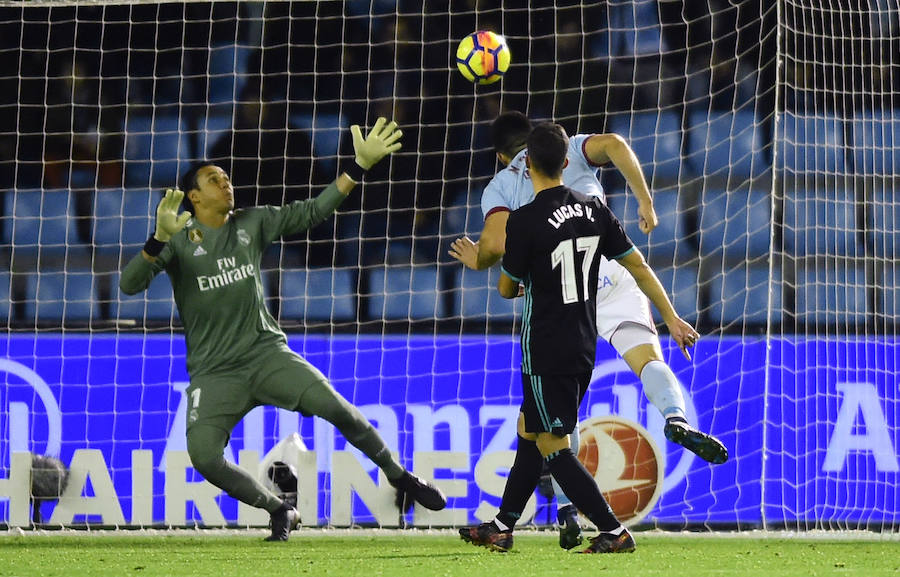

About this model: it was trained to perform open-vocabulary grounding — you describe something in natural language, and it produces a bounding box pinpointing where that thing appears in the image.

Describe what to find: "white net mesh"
[0,1,897,531]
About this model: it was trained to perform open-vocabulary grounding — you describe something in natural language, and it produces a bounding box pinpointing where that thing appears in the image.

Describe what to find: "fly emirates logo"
[197,256,255,292]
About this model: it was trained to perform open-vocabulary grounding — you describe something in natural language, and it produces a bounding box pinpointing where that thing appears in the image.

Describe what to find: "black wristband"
[143,235,166,257]
[342,162,366,183]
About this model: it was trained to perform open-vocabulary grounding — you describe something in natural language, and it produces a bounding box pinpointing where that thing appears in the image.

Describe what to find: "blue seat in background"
[111,272,178,322]
[847,111,900,176]
[607,0,665,56]
[0,271,11,322]
[698,188,771,260]
[619,187,694,263]
[686,109,768,178]
[649,263,700,324]
[608,111,682,181]
[289,113,348,171]
[441,190,486,240]
[868,185,900,259]
[125,114,188,188]
[194,113,234,159]
[782,189,859,257]
[452,267,518,320]
[879,262,900,320]
[779,111,846,174]
[23,271,98,322]
[368,266,446,320]
[1,189,83,253]
[93,189,157,254]
[709,263,782,325]
[207,44,251,104]
[794,262,868,326]
[333,210,362,265]
[279,268,356,322]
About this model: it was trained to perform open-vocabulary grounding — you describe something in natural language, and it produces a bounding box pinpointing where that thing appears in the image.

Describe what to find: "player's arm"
[584,133,658,234]
[615,249,699,359]
[120,188,186,295]
[498,269,520,299]
[449,210,509,270]
[268,117,402,241]
[497,212,527,299]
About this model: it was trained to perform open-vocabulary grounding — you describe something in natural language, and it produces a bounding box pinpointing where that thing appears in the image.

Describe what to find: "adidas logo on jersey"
[193,245,207,256]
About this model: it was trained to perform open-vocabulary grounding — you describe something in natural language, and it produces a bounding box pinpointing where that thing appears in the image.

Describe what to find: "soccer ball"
[577,417,664,525]
[455,30,510,85]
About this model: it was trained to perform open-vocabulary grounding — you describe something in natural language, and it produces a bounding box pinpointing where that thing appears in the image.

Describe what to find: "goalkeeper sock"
[495,435,544,530]
[640,360,687,420]
[545,448,620,532]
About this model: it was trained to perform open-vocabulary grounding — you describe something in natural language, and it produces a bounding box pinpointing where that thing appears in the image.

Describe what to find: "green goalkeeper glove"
[350,117,403,170]
[154,188,192,242]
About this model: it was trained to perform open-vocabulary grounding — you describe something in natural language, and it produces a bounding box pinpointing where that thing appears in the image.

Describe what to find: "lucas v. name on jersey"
[547,202,596,230]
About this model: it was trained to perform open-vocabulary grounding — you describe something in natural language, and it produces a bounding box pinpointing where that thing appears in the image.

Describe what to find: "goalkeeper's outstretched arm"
[119,187,187,295]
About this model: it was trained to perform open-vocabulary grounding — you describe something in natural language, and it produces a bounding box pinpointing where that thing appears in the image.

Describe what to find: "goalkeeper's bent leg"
[297,382,405,480]
[186,424,284,513]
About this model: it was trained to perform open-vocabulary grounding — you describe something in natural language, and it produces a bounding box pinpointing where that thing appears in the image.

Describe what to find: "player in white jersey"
[450,111,727,549]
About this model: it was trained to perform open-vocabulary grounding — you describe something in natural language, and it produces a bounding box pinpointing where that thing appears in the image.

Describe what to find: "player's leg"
[550,407,583,549]
[615,328,728,464]
[459,412,542,552]
[527,372,635,554]
[253,345,446,511]
[184,374,298,541]
[599,261,727,464]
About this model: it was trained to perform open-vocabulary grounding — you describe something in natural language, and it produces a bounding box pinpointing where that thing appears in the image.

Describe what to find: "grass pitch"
[1,529,898,577]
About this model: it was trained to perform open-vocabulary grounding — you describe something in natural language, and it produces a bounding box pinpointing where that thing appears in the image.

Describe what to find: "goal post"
[0,0,897,531]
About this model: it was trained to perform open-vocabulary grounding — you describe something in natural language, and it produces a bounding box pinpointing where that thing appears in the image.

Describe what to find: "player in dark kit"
[459,123,699,554]
[120,118,446,541]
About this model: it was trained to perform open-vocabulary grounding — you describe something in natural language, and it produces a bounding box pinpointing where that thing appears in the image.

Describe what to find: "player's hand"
[154,188,192,242]
[638,202,658,234]
[449,236,479,270]
[667,316,700,361]
[350,117,403,170]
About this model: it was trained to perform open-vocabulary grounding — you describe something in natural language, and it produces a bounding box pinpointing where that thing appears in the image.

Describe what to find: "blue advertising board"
[1,334,897,527]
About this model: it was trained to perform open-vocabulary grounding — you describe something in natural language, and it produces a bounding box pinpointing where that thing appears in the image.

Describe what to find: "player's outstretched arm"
[344,117,403,176]
[584,133,658,234]
[449,210,508,270]
[121,188,187,294]
[616,249,699,360]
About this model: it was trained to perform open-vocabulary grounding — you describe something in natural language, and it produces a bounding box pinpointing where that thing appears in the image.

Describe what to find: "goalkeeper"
[120,117,446,541]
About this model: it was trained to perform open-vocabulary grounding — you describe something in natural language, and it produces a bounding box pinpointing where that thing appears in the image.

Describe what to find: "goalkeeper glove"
[154,188,192,242]
[350,117,403,171]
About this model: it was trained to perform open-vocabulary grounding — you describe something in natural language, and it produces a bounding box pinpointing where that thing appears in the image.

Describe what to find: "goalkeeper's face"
[191,165,235,214]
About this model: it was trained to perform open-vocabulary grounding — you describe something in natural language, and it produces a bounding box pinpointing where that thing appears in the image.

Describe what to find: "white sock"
[492,517,510,531]
[640,360,686,420]
[606,524,626,536]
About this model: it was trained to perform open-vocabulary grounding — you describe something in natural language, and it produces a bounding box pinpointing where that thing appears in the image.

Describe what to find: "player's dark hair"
[180,163,209,213]
[491,111,532,157]
[527,122,568,178]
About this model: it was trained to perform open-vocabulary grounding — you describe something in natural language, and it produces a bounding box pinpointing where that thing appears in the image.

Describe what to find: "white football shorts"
[595,256,658,355]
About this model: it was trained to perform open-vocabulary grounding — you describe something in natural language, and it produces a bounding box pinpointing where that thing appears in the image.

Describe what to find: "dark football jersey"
[501,185,634,375]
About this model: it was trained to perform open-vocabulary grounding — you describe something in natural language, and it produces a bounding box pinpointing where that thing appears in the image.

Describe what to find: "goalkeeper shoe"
[265,506,300,542]
[557,505,584,550]
[581,528,636,554]
[459,521,513,552]
[391,471,447,512]
[664,418,728,464]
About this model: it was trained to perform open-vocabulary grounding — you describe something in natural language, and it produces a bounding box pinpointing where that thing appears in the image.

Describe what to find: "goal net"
[0,0,897,531]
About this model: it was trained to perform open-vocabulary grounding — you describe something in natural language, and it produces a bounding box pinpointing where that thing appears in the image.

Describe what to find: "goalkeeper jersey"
[120,182,346,377]
[480,133,606,220]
